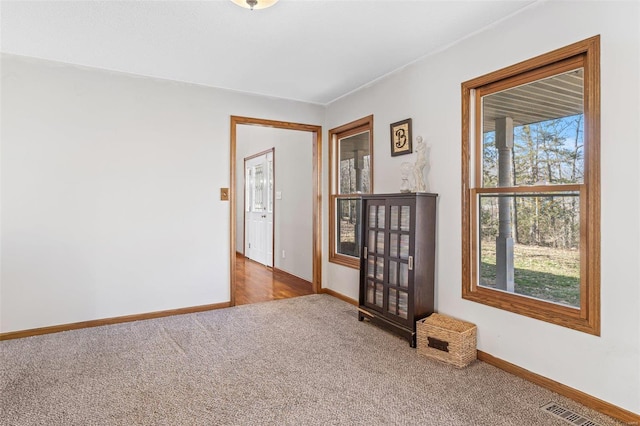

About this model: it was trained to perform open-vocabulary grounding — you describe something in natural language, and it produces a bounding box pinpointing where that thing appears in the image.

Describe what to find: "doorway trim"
[230,116,322,306]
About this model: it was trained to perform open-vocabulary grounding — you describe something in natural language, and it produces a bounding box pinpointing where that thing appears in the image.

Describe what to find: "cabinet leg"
[410,336,416,348]
[358,313,365,321]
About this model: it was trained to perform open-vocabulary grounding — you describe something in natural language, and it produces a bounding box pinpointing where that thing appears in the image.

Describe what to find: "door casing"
[230,116,322,305]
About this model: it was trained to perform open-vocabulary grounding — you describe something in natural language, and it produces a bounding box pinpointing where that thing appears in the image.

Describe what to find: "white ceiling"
[0,0,537,105]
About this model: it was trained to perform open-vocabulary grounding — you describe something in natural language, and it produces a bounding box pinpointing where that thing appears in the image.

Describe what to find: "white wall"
[0,54,324,333]
[235,125,313,281]
[323,1,640,414]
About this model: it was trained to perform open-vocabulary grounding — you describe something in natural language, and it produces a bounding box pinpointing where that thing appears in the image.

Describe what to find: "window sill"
[462,285,599,335]
[329,253,360,270]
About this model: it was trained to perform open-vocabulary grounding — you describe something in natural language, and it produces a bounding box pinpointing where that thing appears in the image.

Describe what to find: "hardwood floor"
[235,253,314,305]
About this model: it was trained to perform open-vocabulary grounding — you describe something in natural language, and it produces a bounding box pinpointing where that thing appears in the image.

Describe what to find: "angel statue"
[413,136,429,192]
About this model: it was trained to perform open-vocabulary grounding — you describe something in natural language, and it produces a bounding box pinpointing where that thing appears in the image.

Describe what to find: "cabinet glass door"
[384,199,413,323]
[363,201,386,311]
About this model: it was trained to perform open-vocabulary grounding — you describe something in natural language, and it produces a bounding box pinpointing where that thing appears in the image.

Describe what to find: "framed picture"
[390,118,412,156]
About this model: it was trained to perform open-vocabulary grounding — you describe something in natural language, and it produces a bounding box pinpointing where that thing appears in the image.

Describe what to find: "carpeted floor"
[0,294,622,425]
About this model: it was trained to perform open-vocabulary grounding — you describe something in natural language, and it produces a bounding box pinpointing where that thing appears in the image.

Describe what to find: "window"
[461,36,600,334]
[329,115,374,269]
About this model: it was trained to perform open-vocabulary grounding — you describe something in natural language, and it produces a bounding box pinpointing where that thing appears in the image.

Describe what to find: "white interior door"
[244,151,273,267]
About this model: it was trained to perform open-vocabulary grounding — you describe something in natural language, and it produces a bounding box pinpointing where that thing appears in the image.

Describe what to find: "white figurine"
[413,136,429,192]
[399,162,413,193]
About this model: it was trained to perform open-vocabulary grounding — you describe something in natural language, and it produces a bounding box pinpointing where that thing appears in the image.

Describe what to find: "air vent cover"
[540,402,601,426]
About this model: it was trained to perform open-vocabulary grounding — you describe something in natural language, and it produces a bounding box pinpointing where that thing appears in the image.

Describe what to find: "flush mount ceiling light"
[231,0,279,10]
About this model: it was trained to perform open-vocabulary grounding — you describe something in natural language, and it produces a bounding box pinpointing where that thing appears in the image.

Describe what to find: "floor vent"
[540,402,601,426]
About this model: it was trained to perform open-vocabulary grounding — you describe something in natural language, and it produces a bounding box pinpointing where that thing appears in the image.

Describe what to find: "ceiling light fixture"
[230,0,279,10]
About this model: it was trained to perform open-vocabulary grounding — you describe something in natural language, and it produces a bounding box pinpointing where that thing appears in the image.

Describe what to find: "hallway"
[235,253,314,305]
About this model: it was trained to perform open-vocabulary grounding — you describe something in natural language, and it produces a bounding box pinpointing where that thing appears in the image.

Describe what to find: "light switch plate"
[220,188,229,201]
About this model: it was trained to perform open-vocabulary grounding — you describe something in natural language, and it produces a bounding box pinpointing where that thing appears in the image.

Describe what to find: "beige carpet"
[0,294,622,425]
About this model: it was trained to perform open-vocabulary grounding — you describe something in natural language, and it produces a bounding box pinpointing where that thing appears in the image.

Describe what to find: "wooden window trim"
[461,36,600,335]
[329,115,374,269]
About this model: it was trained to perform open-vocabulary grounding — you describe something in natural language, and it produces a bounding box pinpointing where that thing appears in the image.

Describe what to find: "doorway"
[229,116,322,306]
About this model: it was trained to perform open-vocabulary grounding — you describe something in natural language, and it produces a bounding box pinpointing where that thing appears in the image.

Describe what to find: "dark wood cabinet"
[358,193,437,347]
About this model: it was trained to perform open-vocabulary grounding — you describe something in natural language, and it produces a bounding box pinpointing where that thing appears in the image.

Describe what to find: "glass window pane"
[390,206,399,230]
[377,206,385,228]
[375,283,384,307]
[376,232,384,254]
[478,193,580,308]
[367,281,375,304]
[399,263,408,288]
[369,205,377,228]
[252,164,264,211]
[338,131,371,194]
[481,69,584,188]
[389,261,397,286]
[367,257,375,278]
[376,257,384,281]
[336,198,361,258]
[400,206,410,231]
[388,289,397,315]
[390,233,398,258]
[400,235,409,260]
[398,291,408,319]
[368,230,375,252]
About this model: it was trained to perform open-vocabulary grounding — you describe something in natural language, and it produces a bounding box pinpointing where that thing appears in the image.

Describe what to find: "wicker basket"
[416,313,477,368]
